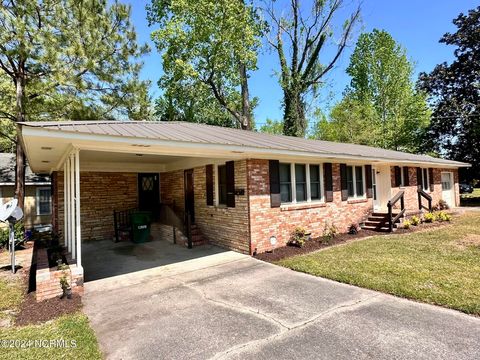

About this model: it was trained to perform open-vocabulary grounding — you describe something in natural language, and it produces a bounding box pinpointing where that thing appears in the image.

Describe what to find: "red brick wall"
[160,161,251,253]
[247,160,373,254]
[54,171,138,242]
[389,167,460,213]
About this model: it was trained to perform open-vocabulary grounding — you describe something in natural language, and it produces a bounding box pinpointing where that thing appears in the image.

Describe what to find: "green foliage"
[410,216,420,226]
[0,0,151,128]
[403,220,411,229]
[288,227,309,248]
[0,222,25,249]
[314,29,430,152]
[435,211,452,222]
[258,119,284,135]
[423,212,435,223]
[419,7,480,182]
[322,222,338,244]
[148,0,263,129]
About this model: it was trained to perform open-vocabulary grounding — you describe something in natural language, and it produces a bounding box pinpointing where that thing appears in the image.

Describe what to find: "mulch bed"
[255,220,452,263]
[15,292,82,326]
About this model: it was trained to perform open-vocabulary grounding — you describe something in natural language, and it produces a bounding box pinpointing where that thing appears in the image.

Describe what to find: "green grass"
[460,188,480,207]
[0,265,102,359]
[0,277,23,313]
[0,313,102,360]
[278,212,480,315]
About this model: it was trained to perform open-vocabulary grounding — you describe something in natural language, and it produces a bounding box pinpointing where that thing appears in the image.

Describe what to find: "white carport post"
[64,156,71,252]
[74,149,81,267]
[70,153,75,260]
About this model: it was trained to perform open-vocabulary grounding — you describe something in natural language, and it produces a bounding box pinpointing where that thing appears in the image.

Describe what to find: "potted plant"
[59,264,72,299]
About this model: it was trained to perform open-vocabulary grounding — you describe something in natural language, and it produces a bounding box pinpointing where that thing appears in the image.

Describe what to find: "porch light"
[270,235,277,247]
[41,160,50,163]
[135,154,143,157]
[41,146,53,150]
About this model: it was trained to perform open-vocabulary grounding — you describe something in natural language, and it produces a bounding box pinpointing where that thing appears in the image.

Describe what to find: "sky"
[129,0,478,127]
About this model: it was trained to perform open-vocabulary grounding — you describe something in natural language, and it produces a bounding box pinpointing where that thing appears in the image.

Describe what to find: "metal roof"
[0,153,51,185]
[19,121,469,167]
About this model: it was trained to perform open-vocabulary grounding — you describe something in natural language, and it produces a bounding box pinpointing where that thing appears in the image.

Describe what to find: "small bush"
[348,223,360,235]
[435,211,452,222]
[403,220,411,229]
[423,212,435,223]
[438,200,450,210]
[288,227,309,248]
[322,222,338,244]
[0,222,25,249]
[410,215,420,226]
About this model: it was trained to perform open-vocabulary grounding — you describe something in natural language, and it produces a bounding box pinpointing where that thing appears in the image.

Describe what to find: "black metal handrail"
[387,190,405,232]
[417,187,432,211]
[157,203,192,248]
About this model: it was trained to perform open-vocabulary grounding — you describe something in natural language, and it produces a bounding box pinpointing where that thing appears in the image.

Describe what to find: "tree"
[264,0,360,137]
[0,0,150,209]
[147,0,264,130]
[314,29,430,152]
[258,118,283,134]
[418,7,480,181]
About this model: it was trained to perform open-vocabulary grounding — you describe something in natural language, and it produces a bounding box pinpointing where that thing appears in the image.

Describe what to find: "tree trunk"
[239,63,251,130]
[282,87,306,137]
[15,73,26,211]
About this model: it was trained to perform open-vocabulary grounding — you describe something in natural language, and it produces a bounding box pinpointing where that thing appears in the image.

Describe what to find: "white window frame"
[400,167,405,187]
[214,164,228,207]
[346,165,367,200]
[280,163,324,204]
[420,167,430,192]
[36,186,52,216]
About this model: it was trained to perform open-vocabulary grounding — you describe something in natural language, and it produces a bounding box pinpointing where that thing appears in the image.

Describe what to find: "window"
[310,166,321,201]
[279,163,323,204]
[295,164,306,202]
[422,168,429,191]
[279,163,292,203]
[346,165,365,198]
[36,187,52,215]
[218,165,227,205]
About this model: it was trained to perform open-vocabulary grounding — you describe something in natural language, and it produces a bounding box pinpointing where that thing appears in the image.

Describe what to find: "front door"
[441,172,454,208]
[184,169,195,223]
[372,165,392,211]
[138,173,160,212]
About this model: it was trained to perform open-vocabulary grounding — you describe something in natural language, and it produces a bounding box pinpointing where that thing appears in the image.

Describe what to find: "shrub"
[0,222,25,249]
[438,200,450,210]
[423,212,435,223]
[322,222,338,244]
[435,211,452,222]
[348,223,360,235]
[410,215,420,226]
[403,220,411,229]
[288,227,309,248]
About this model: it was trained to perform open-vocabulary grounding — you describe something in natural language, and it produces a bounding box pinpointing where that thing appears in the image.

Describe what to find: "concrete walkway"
[83,253,480,360]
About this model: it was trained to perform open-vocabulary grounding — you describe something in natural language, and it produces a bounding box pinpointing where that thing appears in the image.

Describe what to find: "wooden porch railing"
[156,203,192,249]
[417,187,432,212]
[387,190,405,232]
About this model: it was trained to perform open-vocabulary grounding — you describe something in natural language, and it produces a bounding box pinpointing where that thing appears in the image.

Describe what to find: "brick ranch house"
[19,121,468,282]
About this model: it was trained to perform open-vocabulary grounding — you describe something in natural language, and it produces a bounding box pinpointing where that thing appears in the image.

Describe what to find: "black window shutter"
[394,166,402,187]
[403,166,409,186]
[323,163,333,202]
[226,161,235,207]
[206,165,214,206]
[269,160,281,208]
[365,164,373,198]
[416,167,423,189]
[429,168,434,192]
[340,164,348,201]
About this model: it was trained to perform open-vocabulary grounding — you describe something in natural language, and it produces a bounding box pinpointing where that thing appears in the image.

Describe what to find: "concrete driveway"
[83,251,480,360]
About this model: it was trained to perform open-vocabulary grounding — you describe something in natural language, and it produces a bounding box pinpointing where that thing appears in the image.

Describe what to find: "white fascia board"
[20,126,470,171]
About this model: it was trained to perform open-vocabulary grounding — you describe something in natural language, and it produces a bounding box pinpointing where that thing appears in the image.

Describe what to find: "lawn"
[460,188,480,207]
[0,275,102,359]
[278,211,480,315]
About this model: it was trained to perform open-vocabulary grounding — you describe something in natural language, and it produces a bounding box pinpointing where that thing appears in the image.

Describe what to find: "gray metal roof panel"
[18,121,468,166]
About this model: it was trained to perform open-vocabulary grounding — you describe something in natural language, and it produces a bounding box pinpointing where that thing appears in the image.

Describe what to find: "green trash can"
[130,211,152,243]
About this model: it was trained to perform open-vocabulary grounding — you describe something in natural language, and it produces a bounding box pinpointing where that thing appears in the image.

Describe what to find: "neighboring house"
[18,121,468,281]
[0,153,52,229]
